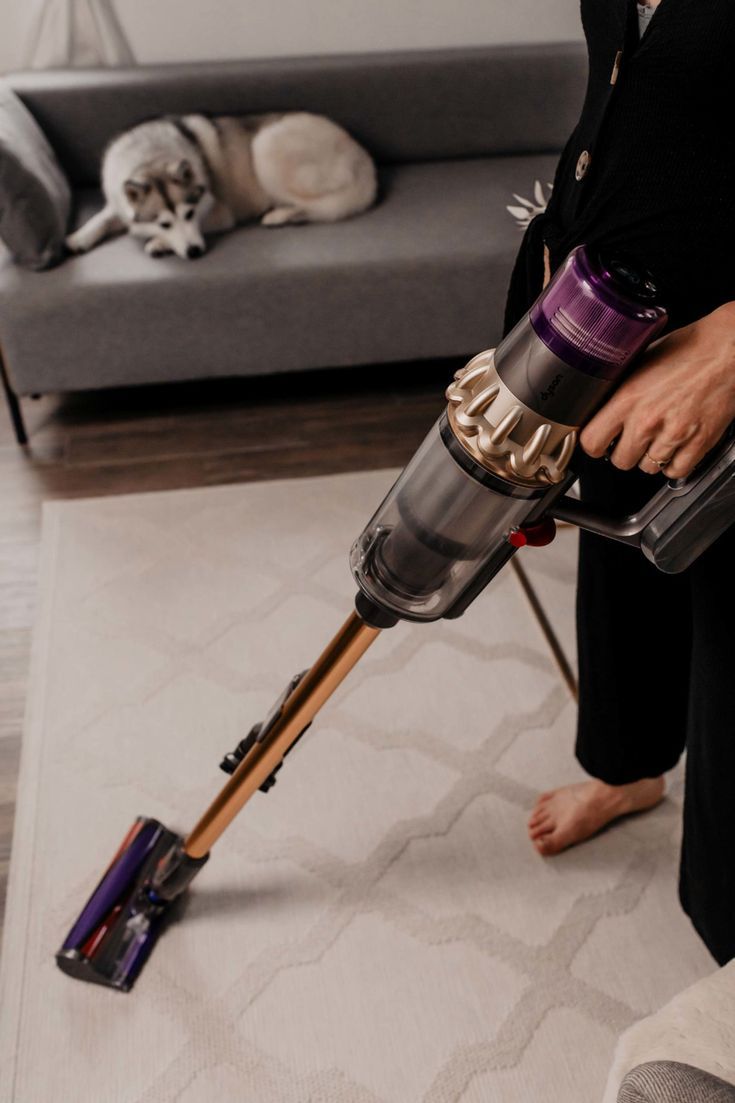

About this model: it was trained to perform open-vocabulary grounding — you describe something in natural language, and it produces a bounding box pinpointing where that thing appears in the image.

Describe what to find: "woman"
[507,0,735,964]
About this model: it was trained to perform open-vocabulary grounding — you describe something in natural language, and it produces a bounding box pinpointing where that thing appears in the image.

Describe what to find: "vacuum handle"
[550,496,647,546]
[550,425,735,573]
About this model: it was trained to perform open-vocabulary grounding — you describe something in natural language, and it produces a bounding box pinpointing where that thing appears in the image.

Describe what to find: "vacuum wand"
[58,245,735,990]
[57,605,386,990]
[184,610,381,858]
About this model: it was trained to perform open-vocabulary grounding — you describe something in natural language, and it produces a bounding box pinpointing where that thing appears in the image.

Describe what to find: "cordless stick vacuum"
[57,246,735,990]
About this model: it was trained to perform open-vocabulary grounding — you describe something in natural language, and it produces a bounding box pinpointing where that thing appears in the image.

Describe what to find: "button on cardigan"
[504,0,735,336]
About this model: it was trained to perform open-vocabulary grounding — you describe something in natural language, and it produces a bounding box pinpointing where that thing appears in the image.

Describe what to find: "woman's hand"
[580,302,735,477]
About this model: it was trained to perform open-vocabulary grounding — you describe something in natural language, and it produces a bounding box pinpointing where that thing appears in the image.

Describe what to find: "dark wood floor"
[0,358,573,934]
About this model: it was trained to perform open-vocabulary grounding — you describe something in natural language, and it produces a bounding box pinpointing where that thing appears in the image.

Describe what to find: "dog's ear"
[169,159,194,186]
[123,179,151,205]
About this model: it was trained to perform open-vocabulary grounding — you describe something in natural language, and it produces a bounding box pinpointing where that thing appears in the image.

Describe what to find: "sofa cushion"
[0,154,557,394]
[8,45,585,185]
[0,80,71,270]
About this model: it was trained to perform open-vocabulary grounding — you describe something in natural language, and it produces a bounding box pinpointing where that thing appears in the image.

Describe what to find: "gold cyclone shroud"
[57,246,735,990]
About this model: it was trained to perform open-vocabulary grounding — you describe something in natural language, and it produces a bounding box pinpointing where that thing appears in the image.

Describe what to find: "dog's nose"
[187,245,204,259]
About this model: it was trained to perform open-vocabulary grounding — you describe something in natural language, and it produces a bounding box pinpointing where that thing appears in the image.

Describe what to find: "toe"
[535,830,564,856]
[533,834,553,855]
[529,794,556,822]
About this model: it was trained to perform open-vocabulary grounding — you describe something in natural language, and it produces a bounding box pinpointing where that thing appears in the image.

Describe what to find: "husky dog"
[66,112,377,259]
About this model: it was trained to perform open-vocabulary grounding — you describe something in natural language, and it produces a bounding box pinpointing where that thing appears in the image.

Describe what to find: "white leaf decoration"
[506,180,553,229]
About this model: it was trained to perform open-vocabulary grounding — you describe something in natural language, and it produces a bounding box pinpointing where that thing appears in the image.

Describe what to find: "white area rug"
[0,471,713,1102]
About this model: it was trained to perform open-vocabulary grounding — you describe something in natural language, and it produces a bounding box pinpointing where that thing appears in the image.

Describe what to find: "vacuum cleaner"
[56,245,735,990]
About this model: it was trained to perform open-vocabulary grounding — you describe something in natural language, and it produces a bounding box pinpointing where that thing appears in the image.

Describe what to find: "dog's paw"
[261,206,307,227]
[144,238,172,257]
[65,232,89,255]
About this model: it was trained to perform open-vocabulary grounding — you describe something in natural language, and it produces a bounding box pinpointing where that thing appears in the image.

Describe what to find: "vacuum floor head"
[56,817,207,992]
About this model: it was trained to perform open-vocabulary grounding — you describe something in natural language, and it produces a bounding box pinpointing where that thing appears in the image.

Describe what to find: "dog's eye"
[159,219,173,230]
[184,209,195,221]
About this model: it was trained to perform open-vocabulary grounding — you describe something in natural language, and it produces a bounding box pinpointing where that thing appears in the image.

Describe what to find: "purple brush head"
[530,246,668,380]
[56,818,208,991]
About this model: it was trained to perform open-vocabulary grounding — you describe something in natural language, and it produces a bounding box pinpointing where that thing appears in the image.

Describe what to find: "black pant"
[575,452,735,965]
[503,219,735,964]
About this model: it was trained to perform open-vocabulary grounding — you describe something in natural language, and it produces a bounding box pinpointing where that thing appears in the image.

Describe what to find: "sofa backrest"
[8,43,587,185]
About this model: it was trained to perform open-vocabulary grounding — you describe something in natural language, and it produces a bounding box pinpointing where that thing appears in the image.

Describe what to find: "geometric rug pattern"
[0,471,713,1102]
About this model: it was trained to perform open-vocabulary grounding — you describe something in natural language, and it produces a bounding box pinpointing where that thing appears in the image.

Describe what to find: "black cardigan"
[504,0,735,335]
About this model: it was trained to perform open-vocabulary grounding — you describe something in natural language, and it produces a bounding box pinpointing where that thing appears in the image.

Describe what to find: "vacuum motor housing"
[351,246,667,622]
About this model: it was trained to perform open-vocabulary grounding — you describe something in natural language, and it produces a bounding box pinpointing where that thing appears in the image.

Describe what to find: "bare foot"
[528,776,665,856]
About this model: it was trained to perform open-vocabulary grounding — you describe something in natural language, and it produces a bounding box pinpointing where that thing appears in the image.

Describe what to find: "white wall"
[119,0,582,65]
[0,4,30,73]
[1,0,582,73]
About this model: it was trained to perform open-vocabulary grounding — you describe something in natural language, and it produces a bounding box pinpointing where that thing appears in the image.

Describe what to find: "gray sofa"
[0,44,586,443]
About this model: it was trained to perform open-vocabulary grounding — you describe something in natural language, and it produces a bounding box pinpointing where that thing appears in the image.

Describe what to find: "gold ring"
[643,452,672,469]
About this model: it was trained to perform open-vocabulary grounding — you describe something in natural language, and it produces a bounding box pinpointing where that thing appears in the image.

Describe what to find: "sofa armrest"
[619,1062,735,1103]
[602,961,735,1103]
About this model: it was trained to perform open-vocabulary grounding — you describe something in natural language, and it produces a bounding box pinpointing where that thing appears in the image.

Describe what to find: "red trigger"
[508,518,557,548]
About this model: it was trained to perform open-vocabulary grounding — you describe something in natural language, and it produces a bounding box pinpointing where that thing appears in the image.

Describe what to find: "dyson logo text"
[540,374,562,401]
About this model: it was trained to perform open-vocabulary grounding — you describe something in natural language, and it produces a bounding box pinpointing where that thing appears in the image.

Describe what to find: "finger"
[608,426,652,471]
[638,437,682,475]
[663,434,710,480]
[639,453,668,475]
[579,409,625,458]
[643,422,705,477]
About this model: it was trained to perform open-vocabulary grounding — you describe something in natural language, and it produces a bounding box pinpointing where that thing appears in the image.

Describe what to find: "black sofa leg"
[0,346,27,446]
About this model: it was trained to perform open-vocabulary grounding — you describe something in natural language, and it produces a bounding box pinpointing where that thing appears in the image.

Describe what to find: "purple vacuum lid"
[530,246,668,380]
